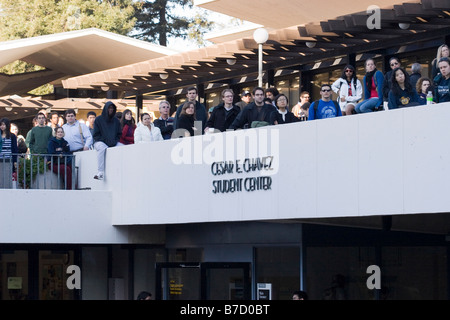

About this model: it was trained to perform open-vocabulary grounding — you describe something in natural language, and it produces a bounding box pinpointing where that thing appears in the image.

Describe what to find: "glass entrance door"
[155,262,251,300]
[155,262,201,300]
[201,262,251,300]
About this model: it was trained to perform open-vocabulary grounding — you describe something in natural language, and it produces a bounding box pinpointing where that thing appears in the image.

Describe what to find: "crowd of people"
[1,45,450,186]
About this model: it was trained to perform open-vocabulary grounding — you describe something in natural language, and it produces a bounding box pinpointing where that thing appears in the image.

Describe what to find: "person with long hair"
[176,101,197,137]
[355,58,384,113]
[331,64,363,115]
[416,77,434,105]
[387,67,420,109]
[0,118,18,184]
[134,113,163,143]
[10,123,27,154]
[119,109,136,145]
[382,57,402,103]
[431,44,449,79]
[47,127,73,190]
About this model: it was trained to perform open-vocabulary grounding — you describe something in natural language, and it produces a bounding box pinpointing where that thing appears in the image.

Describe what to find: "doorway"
[155,262,251,300]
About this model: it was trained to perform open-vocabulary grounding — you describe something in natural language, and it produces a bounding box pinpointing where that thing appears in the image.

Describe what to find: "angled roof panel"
[0,28,178,95]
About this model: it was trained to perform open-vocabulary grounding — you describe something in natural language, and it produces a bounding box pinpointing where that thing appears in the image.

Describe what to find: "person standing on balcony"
[308,84,342,120]
[173,87,207,132]
[86,111,97,137]
[119,109,136,145]
[235,90,252,111]
[47,111,60,135]
[28,112,53,155]
[269,93,299,125]
[153,100,174,140]
[434,57,450,103]
[62,109,93,152]
[291,91,311,121]
[47,127,73,190]
[229,87,274,129]
[0,118,18,182]
[175,101,197,137]
[134,113,163,143]
[265,87,279,107]
[92,101,123,180]
[431,44,449,79]
[10,123,27,154]
[204,89,241,133]
[382,57,402,104]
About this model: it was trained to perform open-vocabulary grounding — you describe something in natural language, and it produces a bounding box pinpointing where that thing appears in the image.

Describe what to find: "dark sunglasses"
[345,69,353,73]
[321,89,331,92]
[390,62,399,67]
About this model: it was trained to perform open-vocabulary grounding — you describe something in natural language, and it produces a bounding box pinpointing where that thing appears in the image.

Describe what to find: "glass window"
[381,246,447,300]
[306,247,376,300]
[134,248,166,301]
[39,250,75,300]
[0,250,28,300]
[255,246,300,300]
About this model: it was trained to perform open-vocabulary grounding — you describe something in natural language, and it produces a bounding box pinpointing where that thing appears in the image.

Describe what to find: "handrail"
[0,153,76,190]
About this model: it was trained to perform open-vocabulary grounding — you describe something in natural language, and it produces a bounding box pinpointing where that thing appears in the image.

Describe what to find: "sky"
[165,4,246,52]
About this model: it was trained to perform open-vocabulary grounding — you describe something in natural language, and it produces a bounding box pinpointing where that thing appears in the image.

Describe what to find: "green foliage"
[0,0,138,41]
[133,0,213,46]
[188,12,214,47]
[0,0,139,95]
[17,155,47,189]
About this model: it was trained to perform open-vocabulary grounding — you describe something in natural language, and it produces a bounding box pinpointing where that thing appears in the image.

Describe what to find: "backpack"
[312,100,340,119]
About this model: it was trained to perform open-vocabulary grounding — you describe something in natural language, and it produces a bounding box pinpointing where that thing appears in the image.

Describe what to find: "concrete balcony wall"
[73,102,450,226]
[0,189,128,243]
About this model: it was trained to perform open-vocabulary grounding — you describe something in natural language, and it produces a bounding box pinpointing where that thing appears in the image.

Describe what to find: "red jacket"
[120,124,136,145]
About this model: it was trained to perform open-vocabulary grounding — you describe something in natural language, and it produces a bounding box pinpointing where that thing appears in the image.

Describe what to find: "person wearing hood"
[92,101,123,180]
[134,113,163,143]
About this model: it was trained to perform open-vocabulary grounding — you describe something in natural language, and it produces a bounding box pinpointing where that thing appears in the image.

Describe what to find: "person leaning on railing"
[47,127,73,190]
[0,118,18,186]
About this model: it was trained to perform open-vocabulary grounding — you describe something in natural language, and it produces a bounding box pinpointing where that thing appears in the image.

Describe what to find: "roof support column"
[106,90,117,99]
[135,93,143,122]
[197,83,205,107]
[267,69,275,89]
[347,53,356,68]
[300,71,312,98]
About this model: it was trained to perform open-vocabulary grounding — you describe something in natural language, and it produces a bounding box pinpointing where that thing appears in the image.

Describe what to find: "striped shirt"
[0,137,12,159]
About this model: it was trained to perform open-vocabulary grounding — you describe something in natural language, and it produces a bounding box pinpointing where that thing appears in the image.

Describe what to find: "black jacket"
[153,117,174,140]
[269,110,299,125]
[93,101,122,147]
[205,103,241,132]
[229,102,276,129]
[47,137,72,165]
[173,101,207,131]
[177,114,195,137]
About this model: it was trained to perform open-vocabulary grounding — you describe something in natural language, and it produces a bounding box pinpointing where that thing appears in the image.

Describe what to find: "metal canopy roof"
[195,0,404,34]
[62,0,450,97]
[0,28,178,96]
